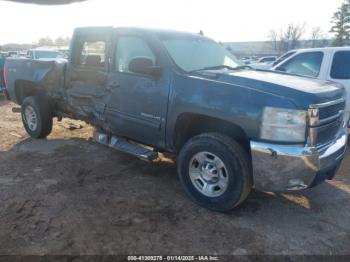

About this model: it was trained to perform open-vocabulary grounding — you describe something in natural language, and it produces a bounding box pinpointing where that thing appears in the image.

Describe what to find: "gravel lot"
[0,96,349,256]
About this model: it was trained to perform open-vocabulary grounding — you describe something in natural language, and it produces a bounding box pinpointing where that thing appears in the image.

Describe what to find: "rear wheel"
[177,133,252,212]
[21,96,53,139]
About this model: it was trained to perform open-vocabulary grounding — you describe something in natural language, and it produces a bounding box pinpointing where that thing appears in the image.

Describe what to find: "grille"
[309,99,345,146]
[318,101,345,120]
[314,118,342,145]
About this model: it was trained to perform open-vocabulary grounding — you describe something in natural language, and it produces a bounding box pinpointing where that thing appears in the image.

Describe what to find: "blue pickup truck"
[3,27,348,211]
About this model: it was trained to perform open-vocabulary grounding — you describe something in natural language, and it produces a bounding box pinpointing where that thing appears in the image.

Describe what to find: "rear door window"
[276,52,324,77]
[72,35,107,68]
[330,51,350,79]
[80,41,106,67]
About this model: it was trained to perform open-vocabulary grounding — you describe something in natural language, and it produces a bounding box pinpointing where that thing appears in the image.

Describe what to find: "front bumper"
[250,127,347,192]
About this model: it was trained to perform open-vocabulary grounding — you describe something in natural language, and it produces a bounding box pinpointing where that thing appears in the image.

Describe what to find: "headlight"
[261,107,307,143]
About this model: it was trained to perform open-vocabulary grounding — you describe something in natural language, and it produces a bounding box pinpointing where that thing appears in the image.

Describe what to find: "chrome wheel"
[189,152,229,197]
[24,105,38,131]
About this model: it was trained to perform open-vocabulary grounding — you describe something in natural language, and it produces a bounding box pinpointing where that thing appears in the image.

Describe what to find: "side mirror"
[128,57,161,78]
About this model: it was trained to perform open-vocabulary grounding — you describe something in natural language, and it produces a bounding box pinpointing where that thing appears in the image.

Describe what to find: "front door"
[105,34,170,147]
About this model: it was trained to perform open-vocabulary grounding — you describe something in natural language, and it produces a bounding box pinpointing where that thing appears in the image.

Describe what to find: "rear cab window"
[331,51,350,79]
[71,34,107,68]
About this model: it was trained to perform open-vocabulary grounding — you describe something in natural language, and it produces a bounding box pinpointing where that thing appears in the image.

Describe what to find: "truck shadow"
[0,136,349,254]
[1,136,349,216]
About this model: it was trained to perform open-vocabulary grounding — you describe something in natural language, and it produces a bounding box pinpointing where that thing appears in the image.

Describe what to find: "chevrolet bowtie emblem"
[310,109,319,117]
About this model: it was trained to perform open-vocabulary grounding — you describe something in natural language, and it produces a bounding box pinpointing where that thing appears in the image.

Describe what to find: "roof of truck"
[74,26,209,39]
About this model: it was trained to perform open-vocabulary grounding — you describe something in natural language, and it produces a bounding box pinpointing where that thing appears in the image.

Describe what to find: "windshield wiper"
[190,65,252,73]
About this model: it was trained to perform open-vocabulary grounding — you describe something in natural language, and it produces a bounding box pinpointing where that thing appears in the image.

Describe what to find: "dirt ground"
[0,95,349,256]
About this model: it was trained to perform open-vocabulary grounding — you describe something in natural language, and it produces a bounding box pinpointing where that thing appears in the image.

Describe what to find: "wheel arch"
[173,112,250,154]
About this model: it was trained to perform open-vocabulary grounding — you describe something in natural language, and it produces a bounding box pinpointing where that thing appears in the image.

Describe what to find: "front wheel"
[21,96,53,139]
[177,133,252,212]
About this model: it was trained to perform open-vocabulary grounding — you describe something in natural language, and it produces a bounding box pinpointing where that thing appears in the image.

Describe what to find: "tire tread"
[22,95,53,139]
[177,132,252,211]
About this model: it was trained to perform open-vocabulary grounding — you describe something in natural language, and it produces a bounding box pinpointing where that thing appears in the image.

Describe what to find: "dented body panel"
[5,58,67,104]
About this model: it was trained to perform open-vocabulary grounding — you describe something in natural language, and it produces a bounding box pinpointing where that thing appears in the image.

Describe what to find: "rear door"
[65,29,111,124]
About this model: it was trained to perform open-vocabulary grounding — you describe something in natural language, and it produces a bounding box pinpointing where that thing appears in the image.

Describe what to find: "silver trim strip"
[309,98,346,109]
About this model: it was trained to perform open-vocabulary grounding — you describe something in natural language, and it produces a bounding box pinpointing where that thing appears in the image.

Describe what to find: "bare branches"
[268,23,307,53]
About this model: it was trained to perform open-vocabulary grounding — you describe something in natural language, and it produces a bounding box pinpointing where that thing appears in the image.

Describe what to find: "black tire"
[21,96,53,139]
[177,133,252,212]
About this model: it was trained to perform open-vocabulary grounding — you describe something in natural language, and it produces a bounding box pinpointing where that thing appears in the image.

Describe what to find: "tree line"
[330,0,350,46]
[268,0,350,53]
[2,1,350,53]
[36,36,70,47]
[268,23,329,53]
[0,36,70,52]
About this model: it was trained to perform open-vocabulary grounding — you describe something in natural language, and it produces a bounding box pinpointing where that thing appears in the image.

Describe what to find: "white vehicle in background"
[240,56,258,65]
[26,48,64,60]
[249,56,277,69]
[271,47,350,122]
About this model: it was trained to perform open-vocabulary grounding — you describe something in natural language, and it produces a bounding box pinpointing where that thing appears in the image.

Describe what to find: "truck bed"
[5,58,67,104]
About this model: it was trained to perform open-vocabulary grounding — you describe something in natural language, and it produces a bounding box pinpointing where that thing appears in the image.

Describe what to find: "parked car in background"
[7,51,18,57]
[271,50,298,67]
[272,47,350,120]
[18,51,27,58]
[26,48,64,60]
[249,56,277,69]
[257,56,277,63]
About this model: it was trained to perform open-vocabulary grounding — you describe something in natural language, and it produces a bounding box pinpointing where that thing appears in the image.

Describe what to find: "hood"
[194,69,346,109]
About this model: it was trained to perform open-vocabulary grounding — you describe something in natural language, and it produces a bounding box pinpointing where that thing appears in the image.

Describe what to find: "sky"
[0,0,344,45]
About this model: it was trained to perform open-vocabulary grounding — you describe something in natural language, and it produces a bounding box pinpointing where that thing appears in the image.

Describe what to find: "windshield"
[35,51,61,59]
[162,37,240,72]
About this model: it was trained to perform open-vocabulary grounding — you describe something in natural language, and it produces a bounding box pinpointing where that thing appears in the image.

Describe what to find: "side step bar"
[94,131,159,161]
